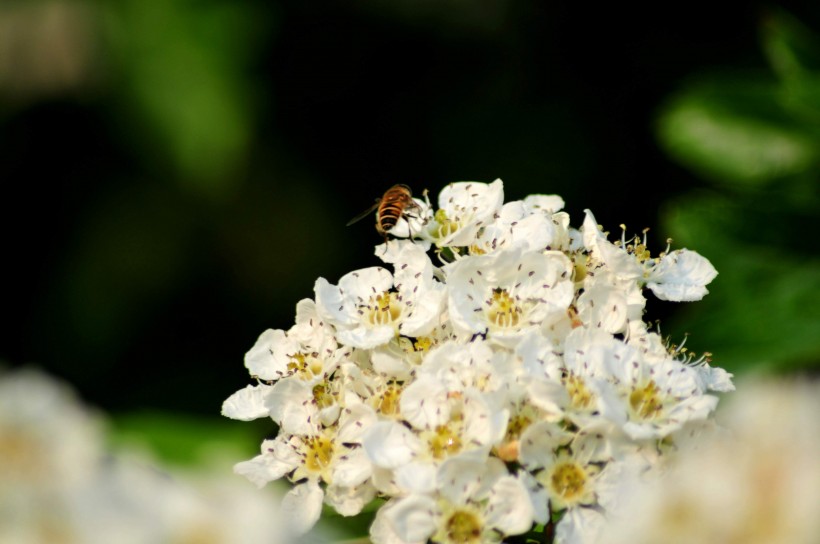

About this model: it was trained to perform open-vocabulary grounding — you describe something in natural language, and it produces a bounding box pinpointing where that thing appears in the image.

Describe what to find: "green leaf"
[110,410,274,467]
[657,81,818,186]
[762,10,820,123]
[661,193,820,373]
[103,0,269,196]
[762,9,820,79]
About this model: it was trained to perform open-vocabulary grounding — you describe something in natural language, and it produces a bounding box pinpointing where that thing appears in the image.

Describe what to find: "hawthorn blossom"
[224,178,729,542]
[371,456,544,544]
[446,247,574,346]
[425,179,504,247]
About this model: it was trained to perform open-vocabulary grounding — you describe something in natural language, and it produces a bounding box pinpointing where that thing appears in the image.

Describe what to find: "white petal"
[523,194,565,213]
[281,480,324,536]
[400,374,449,430]
[463,388,508,446]
[371,342,414,380]
[485,475,536,535]
[233,440,298,487]
[696,364,735,393]
[577,280,628,334]
[384,495,438,543]
[527,378,570,416]
[332,446,373,488]
[339,266,394,302]
[324,481,377,517]
[265,379,318,436]
[221,384,272,421]
[647,249,718,301]
[314,277,356,326]
[244,329,296,380]
[363,421,422,469]
[519,421,570,468]
[337,403,379,443]
[582,210,642,280]
[337,324,395,350]
[400,286,446,338]
[555,506,606,544]
[394,461,437,494]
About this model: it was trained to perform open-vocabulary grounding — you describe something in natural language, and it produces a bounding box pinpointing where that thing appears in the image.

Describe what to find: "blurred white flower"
[0,367,292,544]
[605,378,820,544]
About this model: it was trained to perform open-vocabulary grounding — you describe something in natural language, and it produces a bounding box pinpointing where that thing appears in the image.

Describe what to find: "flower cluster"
[223,179,733,543]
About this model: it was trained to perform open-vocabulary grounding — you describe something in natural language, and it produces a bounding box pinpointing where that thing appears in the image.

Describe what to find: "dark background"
[1,0,817,416]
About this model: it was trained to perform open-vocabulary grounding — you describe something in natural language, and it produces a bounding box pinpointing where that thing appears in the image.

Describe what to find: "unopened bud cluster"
[222,179,732,543]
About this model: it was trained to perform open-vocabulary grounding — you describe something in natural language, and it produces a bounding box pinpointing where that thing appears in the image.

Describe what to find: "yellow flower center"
[414,336,433,352]
[433,209,460,239]
[629,380,664,420]
[426,424,463,460]
[286,352,324,380]
[548,460,591,508]
[312,382,334,410]
[0,429,43,482]
[366,291,402,327]
[304,435,334,474]
[376,383,403,417]
[565,374,594,411]
[442,509,482,544]
[486,288,520,328]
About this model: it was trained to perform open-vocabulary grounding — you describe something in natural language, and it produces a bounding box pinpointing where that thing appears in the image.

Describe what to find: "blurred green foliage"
[110,410,271,466]
[102,0,267,196]
[657,9,820,373]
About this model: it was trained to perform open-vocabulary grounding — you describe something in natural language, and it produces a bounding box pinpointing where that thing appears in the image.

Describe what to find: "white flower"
[581,210,643,281]
[471,198,568,254]
[446,247,574,346]
[0,368,103,494]
[426,179,504,247]
[243,301,339,383]
[374,456,539,543]
[376,240,447,337]
[315,266,399,349]
[0,368,297,544]
[582,209,718,302]
[316,245,445,349]
[363,386,500,479]
[521,328,625,431]
[605,348,718,440]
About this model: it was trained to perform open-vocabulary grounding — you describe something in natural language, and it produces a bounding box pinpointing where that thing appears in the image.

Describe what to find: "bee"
[346,184,423,239]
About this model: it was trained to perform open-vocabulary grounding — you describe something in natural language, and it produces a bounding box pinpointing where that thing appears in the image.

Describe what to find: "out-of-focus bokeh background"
[1,0,818,466]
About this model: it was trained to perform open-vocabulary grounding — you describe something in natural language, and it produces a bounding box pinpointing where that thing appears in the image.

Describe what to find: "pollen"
[565,374,594,411]
[433,209,460,239]
[629,380,664,420]
[506,409,536,439]
[443,509,482,544]
[366,291,402,327]
[549,461,588,505]
[485,288,521,328]
[287,352,324,380]
[304,435,334,474]
[312,382,335,410]
[376,383,402,417]
[427,425,463,459]
[414,336,433,352]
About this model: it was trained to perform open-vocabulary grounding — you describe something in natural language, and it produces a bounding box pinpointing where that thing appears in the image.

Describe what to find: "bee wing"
[345,200,380,226]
